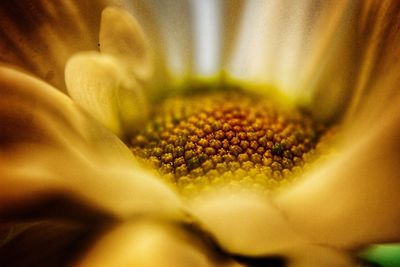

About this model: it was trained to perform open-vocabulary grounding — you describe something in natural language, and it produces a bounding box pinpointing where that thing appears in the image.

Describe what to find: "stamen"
[130,91,331,196]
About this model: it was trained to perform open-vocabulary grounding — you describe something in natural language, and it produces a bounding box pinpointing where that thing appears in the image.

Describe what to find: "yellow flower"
[1,1,400,266]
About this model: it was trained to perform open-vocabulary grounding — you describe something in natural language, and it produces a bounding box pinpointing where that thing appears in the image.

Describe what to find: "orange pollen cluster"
[129,92,328,193]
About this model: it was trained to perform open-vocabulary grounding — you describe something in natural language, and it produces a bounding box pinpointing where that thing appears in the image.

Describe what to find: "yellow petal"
[100,6,153,82]
[65,51,148,137]
[277,95,400,249]
[189,190,357,266]
[189,190,305,256]
[283,245,356,267]
[0,66,181,220]
[75,219,240,267]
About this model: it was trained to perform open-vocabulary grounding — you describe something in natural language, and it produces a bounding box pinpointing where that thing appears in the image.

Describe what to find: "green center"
[130,91,330,196]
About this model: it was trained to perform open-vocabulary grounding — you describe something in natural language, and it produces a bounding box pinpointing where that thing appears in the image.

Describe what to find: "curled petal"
[277,96,400,249]
[75,219,240,267]
[0,66,181,220]
[65,52,148,137]
[100,6,153,81]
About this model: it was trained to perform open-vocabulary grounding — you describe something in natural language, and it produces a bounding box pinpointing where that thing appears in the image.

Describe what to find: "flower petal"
[297,0,359,122]
[0,0,104,91]
[75,219,240,267]
[227,0,358,122]
[99,6,154,82]
[65,51,148,137]
[189,190,306,256]
[283,245,356,267]
[189,190,357,266]
[0,66,182,220]
[145,0,194,83]
[277,95,400,249]
[190,0,222,77]
[345,0,400,124]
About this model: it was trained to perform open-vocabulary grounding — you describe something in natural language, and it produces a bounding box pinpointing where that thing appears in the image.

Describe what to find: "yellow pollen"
[130,91,330,196]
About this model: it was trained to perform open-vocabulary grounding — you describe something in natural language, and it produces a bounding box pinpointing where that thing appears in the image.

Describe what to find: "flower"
[1,1,400,266]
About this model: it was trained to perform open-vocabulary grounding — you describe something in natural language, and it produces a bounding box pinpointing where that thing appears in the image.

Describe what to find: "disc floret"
[130,92,328,196]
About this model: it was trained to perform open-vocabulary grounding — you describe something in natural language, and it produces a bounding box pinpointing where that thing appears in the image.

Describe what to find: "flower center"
[129,91,331,196]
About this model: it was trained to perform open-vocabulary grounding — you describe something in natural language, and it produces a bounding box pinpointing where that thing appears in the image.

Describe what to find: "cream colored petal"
[277,95,400,249]
[220,0,245,69]
[75,219,241,267]
[0,66,182,220]
[100,6,153,81]
[190,0,222,77]
[189,190,306,256]
[108,1,172,99]
[145,0,194,83]
[65,51,148,137]
[0,0,105,91]
[227,0,358,121]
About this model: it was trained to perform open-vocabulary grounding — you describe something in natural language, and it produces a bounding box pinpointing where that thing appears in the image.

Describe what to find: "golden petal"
[345,0,400,125]
[277,95,400,249]
[0,66,182,220]
[282,245,356,267]
[189,190,357,266]
[189,190,305,256]
[75,219,242,267]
